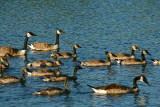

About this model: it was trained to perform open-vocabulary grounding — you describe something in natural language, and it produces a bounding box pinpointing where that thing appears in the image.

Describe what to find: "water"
[0,0,160,106]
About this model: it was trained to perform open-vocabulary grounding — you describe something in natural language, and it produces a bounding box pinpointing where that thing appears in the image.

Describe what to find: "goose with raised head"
[32,77,70,95]
[87,75,149,94]
[81,52,116,66]
[50,44,81,60]
[0,32,37,56]
[22,68,54,77]
[109,45,140,61]
[28,29,64,51]
[43,65,83,82]
[116,50,151,65]
[0,68,26,84]
[151,59,160,65]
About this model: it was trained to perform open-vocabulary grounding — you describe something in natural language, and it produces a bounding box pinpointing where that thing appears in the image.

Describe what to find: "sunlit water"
[0,0,160,106]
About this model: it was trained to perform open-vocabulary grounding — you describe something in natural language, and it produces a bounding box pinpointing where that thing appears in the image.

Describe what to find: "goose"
[80,52,116,66]
[0,54,10,69]
[32,77,70,95]
[0,68,26,84]
[22,68,54,77]
[50,44,81,60]
[151,59,160,65]
[87,75,149,94]
[0,32,37,56]
[116,50,151,65]
[109,45,140,61]
[27,60,64,67]
[28,29,64,51]
[43,65,83,82]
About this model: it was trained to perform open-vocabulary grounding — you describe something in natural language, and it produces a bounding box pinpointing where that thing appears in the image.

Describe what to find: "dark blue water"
[0,0,160,106]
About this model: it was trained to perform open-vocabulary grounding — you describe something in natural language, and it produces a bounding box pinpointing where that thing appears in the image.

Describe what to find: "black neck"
[130,48,135,56]
[141,52,146,61]
[106,55,111,62]
[23,35,29,50]
[133,76,139,88]
[21,71,26,81]
[72,47,77,61]
[55,33,59,45]
[73,68,78,79]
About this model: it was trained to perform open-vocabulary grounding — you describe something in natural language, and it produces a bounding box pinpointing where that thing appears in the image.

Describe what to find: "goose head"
[138,75,150,85]
[57,29,64,35]
[27,32,38,37]
[132,45,140,51]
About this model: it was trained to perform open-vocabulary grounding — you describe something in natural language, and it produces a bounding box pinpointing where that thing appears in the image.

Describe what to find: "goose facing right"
[28,29,64,51]
[32,77,70,95]
[87,75,149,94]
[0,32,37,56]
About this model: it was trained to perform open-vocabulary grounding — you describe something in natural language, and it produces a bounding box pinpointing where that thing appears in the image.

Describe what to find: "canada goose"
[0,54,10,69]
[0,68,26,84]
[0,32,37,56]
[22,68,54,77]
[109,45,140,61]
[43,65,83,82]
[87,75,149,94]
[27,60,64,67]
[151,59,160,65]
[116,50,151,65]
[28,29,64,51]
[32,77,70,95]
[80,52,116,66]
[50,44,81,59]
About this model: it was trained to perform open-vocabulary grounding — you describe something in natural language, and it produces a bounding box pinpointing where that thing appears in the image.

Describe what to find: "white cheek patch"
[140,76,144,82]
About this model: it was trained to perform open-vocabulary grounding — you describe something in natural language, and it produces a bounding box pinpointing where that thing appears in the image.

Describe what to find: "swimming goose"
[32,77,70,95]
[151,59,160,65]
[28,29,64,51]
[87,75,149,94]
[50,44,81,60]
[0,68,26,84]
[0,32,37,56]
[116,50,151,65]
[22,68,54,77]
[27,60,64,67]
[109,45,140,61]
[43,65,83,82]
[80,52,116,66]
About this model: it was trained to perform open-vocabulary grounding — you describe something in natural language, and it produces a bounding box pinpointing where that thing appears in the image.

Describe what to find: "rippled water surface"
[0,0,160,106]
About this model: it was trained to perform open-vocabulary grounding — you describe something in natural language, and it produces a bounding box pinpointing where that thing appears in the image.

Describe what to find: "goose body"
[0,55,9,69]
[81,52,116,66]
[0,69,26,84]
[0,32,37,56]
[109,45,139,61]
[27,60,63,67]
[28,29,64,51]
[43,65,82,82]
[116,50,151,65]
[23,68,54,77]
[50,44,81,59]
[32,77,70,95]
[87,75,149,94]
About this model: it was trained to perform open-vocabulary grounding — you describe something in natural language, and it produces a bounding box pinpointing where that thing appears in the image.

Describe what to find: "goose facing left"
[0,68,26,84]
[0,32,37,56]
[87,75,149,94]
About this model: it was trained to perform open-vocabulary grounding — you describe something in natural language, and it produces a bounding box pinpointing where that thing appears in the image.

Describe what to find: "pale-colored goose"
[22,68,54,77]
[109,45,140,61]
[0,68,26,84]
[116,50,151,65]
[87,75,149,94]
[43,65,83,82]
[27,60,64,67]
[32,77,70,95]
[28,29,64,51]
[50,44,81,59]
[151,59,160,65]
[80,52,116,66]
[0,32,37,56]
